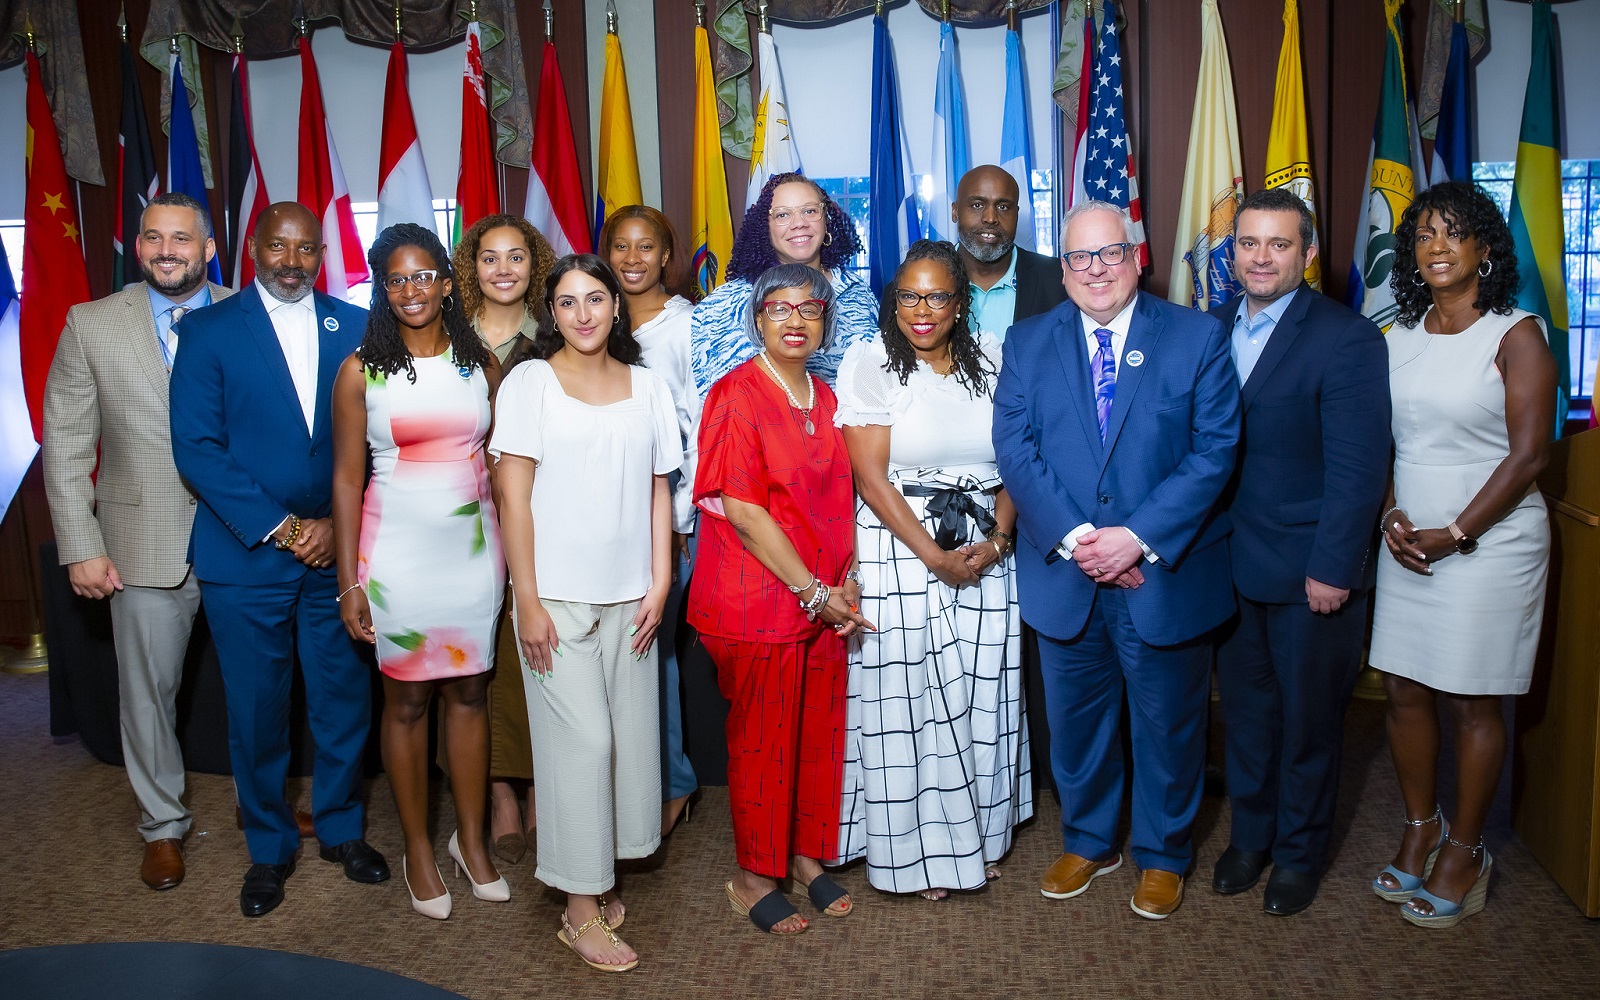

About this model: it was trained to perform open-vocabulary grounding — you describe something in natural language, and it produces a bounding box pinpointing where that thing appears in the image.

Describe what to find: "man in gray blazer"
[44,192,231,891]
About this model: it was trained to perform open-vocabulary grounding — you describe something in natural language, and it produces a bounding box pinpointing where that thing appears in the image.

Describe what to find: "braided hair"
[726,173,863,282]
[879,240,993,397]
[360,223,492,383]
[530,254,641,365]
[1391,180,1521,328]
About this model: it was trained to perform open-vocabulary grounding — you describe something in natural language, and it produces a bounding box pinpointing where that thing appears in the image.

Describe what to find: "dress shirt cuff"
[1124,526,1159,564]
[1055,522,1096,559]
[264,514,292,545]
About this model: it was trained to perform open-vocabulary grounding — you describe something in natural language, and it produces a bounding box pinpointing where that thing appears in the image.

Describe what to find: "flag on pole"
[928,23,970,244]
[1169,0,1244,310]
[1067,9,1094,210]
[525,41,590,257]
[297,35,367,297]
[596,25,643,240]
[1264,0,1321,289]
[377,42,438,241]
[168,54,224,286]
[454,23,499,243]
[1079,3,1148,267]
[868,12,921,294]
[691,23,733,297]
[116,40,160,291]
[1509,1,1570,420]
[227,51,270,287]
[20,51,92,443]
[0,238,35,516]
[1428,8,1474,186]
[1000,25,1036,252]
[1348,0,1419,332]
[746,27,800,211]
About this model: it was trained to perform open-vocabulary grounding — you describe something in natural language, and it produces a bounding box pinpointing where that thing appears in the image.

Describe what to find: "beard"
[141,256,208,298]
[957,230,1013,264]
[259,266,314,303]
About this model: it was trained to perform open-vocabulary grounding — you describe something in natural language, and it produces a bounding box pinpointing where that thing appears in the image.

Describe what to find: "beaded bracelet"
[274,514,303,551]
[802,582,831,621]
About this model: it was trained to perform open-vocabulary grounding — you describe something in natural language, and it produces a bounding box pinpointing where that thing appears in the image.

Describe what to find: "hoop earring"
[1411,269,1427,287]
[823,231,833,247]
[1478,258,1493,277]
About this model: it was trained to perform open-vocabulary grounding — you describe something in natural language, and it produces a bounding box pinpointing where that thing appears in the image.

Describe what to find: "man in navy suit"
[1211,189,1390,915]
[170,202,388,917]
[994,201,1240,920]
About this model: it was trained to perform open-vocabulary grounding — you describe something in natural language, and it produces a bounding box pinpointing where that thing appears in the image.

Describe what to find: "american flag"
[1080,1,1149,268]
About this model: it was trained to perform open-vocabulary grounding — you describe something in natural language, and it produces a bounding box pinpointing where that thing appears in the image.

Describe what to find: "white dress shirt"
[257,279,319,432]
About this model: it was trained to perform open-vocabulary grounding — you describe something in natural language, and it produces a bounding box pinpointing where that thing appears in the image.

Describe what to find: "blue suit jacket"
[169,284,366,585]
[993,291,1241,646]
[1217,287,1392,604]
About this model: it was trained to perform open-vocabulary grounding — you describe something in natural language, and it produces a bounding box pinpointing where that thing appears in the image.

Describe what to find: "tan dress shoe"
[1041,852,1123,899]
[141,838,185,891]
[235,805,316,838]
[1131,868,1185,919]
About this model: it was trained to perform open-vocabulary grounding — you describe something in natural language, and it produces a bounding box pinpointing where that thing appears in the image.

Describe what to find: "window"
[346,199,456,305]
[1,221,23,290]
[1472,160,1599,404]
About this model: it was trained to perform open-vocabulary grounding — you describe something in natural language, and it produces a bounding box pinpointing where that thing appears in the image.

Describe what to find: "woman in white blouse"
[834,240,1031,900]
[490,255,681,974]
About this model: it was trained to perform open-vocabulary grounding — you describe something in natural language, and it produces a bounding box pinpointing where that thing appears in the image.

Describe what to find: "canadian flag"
[377,41,438,240]
[454,21,499,241]
[524,41,589,256]
[228,51,271,287]
[297,35,367,296]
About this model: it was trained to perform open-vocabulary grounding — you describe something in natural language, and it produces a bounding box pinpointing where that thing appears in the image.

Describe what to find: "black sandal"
[726,881,807,934]
[798,873,852,917]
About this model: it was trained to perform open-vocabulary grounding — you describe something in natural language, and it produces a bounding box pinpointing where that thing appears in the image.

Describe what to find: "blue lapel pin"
[323,316,339,332]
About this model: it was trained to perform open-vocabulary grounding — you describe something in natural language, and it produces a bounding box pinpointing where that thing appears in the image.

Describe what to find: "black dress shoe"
[1212,846,1270,895]
[1263,866,1320,916]
[319,839,391,884]
[240,862,294,917]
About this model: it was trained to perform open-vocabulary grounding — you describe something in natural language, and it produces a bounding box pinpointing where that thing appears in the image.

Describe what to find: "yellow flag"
[597,30,643,236]
[692,25,734,297]
[1264,0,1321,289]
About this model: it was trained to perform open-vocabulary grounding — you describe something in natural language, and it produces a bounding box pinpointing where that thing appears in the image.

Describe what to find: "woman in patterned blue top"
[690,173,878,402]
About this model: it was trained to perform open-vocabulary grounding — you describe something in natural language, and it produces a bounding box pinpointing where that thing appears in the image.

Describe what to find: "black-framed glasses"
[759,298,827,322]
[893,289,957,310]
[384,269,439,291]
[1062,243,1133,271]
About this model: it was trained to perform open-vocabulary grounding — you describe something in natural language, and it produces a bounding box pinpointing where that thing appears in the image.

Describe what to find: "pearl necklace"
[759,351,816,434]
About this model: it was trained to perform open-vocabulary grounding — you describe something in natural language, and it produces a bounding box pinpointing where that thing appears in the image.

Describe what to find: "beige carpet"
[1,669,1595,999]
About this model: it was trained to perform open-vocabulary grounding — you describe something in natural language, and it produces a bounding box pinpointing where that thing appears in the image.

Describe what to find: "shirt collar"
[1078,294,1138,340]
[255,279,316,317]
[970,248,1019,293]
[147,282,211,319]
[1234,286,1300,330]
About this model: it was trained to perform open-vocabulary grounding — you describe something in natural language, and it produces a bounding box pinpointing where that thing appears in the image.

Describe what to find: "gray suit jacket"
[44,280,234,587]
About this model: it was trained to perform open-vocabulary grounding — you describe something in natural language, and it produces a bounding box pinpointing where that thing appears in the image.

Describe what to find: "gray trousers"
[108,574,202,841]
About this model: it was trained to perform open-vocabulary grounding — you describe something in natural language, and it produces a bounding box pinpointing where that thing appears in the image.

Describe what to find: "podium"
[1515,427,1600,916]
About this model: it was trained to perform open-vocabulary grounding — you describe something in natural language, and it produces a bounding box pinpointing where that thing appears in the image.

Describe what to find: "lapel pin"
[1126,350,1145,368]
[323,316,339,332]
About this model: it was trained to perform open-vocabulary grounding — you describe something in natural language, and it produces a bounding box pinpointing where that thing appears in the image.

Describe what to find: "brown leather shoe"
[1131,868,1185,920]
[235,805,316,838]
[140,838,185,890]
[1041,851,1123,899]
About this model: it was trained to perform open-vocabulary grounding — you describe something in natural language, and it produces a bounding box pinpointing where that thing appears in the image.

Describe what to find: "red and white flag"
[297,35,367,296]
[377,41,438,240]
[228,51,270,287]
[1067,11,1093,209]
[524,41,589,256]
[454,22,499,241]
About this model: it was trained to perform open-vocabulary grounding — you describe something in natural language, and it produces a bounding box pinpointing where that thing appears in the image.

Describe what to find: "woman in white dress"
[1368,181,1557,929]
[835,240,1031,899]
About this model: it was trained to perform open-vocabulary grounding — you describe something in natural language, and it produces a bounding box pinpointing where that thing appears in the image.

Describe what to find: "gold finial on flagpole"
[394,2,402,41]
[24,13,36,52]
[1006,0,1016,32]
[168,34,180,55]
[468,0,477,23]
[875,0,884,19]
[606,0,618,35]
[118,4,128,43]
[1455,0,1466,23]
[543,0,553,41]
[942,0,951,24]
[759,3,770,34]
[695,2,706,29]
[231,14,245,53]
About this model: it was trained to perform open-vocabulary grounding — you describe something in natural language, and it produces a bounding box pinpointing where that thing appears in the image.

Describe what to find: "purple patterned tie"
[1092,327,1116,442]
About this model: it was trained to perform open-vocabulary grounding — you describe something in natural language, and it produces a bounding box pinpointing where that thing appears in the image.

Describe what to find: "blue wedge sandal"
[1371,805,1447,902]
[1401,835,1491,929]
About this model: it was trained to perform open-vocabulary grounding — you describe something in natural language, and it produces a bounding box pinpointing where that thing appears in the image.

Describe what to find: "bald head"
[249,202,325,303]
[953,165,1021,266]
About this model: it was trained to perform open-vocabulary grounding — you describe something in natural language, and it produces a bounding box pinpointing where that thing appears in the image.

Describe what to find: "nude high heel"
[404,856,452,920]
[449,830,511,902]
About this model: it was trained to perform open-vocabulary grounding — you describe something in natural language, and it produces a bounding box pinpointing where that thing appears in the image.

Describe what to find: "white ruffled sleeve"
[833,339,900,427]
[488,361,547,462]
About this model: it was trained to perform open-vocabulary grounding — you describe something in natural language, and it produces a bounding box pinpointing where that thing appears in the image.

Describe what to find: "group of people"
[41,160,1554,971]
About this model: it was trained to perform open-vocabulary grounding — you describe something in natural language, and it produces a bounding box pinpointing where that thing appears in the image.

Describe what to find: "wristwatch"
[1447,521,1478,554]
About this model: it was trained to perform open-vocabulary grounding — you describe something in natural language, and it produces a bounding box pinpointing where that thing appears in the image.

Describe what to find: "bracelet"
[787,574,817,595]
[802,582,831,621]
[843,568,862,586]
[1382,506,1404,528]
[989,540,1004,560]
[335,583,362,604]
[988,529,1012,556]
[274,514,303,551]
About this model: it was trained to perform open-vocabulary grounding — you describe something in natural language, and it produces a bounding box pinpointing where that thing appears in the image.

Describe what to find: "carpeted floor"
[1,668,1595,999]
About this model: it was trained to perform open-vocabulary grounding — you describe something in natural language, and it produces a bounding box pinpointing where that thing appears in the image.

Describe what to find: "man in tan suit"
[44,192,230,891]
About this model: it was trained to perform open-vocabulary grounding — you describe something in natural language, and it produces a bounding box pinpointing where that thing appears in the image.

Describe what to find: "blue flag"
[0,238,36,517]
[1000,27,1035,251]
[929,22,969,243]
[168,55,223,285]
[1428,18,1473,186]
[869,14,921,294]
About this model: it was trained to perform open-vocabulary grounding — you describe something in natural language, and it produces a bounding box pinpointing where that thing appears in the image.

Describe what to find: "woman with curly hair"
[331,223,508,919]
[833,240,1030,900]
[450,213,556,866]
[689,173,878,400]
[1368,180,1557,928]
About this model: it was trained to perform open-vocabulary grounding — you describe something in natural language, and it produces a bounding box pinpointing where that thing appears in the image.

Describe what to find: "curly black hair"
[528,254,641,365]
[1391,180,1521,328]
[725,172,864,283]
[879,240,993,398]
[360,223,491,383]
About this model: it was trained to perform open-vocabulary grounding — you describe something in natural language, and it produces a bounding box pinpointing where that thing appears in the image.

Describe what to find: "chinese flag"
[20,51,92,443]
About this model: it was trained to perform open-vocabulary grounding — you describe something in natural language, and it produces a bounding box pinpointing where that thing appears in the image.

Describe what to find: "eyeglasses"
[1062,243,1133,271]
[769,204,824,227]
[894,289,957,310]
[384,269,439,291]
[758,299,827,322]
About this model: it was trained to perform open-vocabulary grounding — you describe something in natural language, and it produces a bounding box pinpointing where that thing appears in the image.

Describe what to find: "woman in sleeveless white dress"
[1367,182,1558,930]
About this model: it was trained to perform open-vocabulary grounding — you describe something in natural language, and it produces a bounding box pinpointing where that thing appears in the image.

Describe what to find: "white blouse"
[632,295,699,534]
[489,359,683,605]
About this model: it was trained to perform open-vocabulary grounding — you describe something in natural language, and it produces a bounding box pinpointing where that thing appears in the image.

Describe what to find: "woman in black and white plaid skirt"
[834,241,1032,899]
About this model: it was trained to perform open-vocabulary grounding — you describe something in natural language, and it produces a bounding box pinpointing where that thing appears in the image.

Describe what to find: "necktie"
[1092,327,1116,442]
[163,305,188,370]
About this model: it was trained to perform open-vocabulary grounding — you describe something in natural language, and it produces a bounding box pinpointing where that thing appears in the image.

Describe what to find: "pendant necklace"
[759,351,816,434]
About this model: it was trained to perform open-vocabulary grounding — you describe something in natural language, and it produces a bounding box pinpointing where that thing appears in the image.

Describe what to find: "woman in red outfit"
[689,263,874,935]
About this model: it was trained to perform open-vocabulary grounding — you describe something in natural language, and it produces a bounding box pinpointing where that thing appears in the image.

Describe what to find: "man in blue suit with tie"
[171,202,388,917]
[1210,189,1390,915]
[994,201,1240,920]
